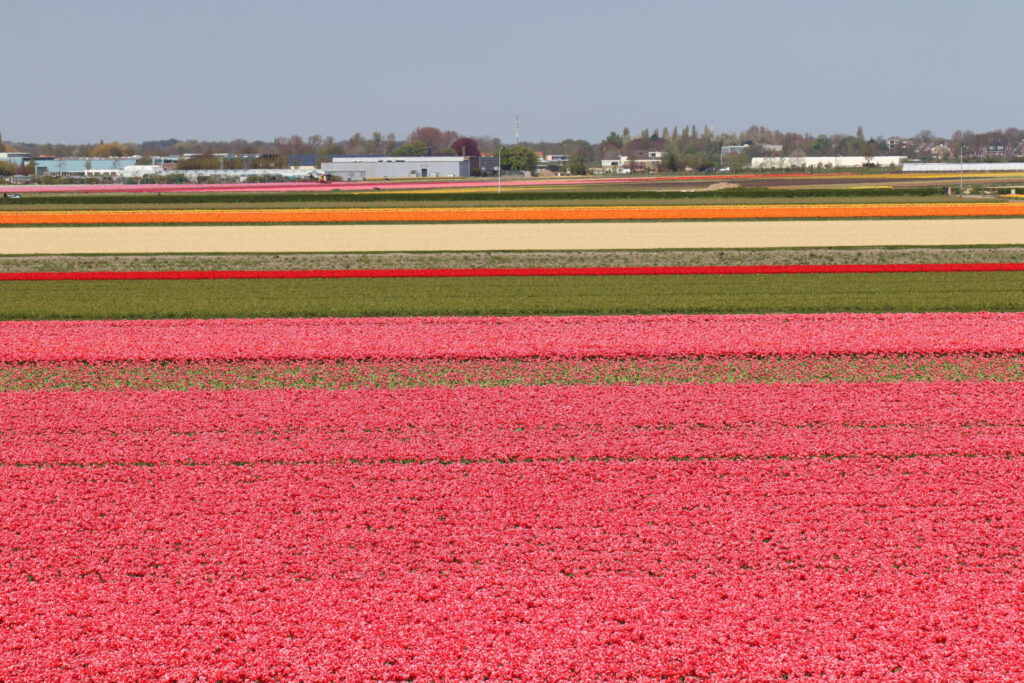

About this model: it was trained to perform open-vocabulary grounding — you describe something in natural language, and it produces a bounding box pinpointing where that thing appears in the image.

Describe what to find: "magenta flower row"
[2,458,1022,679]
[2,312,1023,361]
[4,382,1023,465]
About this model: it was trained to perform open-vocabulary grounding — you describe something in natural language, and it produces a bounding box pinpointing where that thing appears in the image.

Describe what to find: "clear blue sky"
[4,0,1021,144]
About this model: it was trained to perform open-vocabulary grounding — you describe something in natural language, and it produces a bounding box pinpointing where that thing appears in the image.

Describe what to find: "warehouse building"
[320,156,472,180]
[751,155,904,169]
[902,162,1024,172]
[34,158,137,177]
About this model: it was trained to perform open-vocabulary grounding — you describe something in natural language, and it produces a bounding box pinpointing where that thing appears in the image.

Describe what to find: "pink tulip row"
[4,382,1024,465]
[2,312,1024,362]
[2,458,1022,679]
[4,352,1024,392]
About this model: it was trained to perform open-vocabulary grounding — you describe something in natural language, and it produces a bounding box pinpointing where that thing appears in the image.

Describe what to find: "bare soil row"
[4,246,1024,273]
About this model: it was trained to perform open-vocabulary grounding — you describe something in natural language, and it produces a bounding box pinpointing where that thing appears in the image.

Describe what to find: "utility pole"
[498,145,501,194]
[515,115,520,146]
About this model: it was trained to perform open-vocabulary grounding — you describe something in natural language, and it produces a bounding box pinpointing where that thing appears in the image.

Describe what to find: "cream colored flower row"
[2,218,1023,254]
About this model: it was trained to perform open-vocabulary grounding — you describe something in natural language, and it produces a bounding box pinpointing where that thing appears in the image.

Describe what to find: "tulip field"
[3,312,1024,679]
[4,187,1024,679]
[6,200,1024,225]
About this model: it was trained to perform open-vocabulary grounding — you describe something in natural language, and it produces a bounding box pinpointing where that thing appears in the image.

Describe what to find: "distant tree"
[91,141,132,157]
[661,149,681,172]
[836,136,864,156]
[370,132,385,154]
[274,135,310,156]
[0,161,15,176]
[856,125,865,141]
[392,141,430,156]
[568,152,588,175]
[810,135,832,155]
[603,131,623,147]
[863,141,878,164]
[407,127,460,153]
[499,145,537,171]
[451,137,481,157]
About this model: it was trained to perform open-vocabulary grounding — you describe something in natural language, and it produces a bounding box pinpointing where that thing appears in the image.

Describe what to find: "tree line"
[5,124,1024,175]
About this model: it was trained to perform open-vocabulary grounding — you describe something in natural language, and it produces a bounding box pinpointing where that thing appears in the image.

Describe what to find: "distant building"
[0,152,31,165]
[751,155,904,170]
[601,155,631,173]
[287,154,320,168]
[902,162,1024,172]
[320,156,472,180]
[34,158,137,177]
[121,165,166,178]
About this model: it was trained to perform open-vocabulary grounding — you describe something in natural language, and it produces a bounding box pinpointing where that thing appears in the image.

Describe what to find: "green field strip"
[2,271,1024,320]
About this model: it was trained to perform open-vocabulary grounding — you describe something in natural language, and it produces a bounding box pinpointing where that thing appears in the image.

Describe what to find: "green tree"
[661,149,681,172]
[836,136,864,156]
[0,161,16,177]
[499,145,538,171]
[568,153,588,175]
[392,141,430,156]
[810,135,832,155]
[603,131,623,147]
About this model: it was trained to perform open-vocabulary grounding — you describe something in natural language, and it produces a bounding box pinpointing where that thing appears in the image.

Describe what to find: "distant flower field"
[5,201,1024,225]
[3,312,1024,679]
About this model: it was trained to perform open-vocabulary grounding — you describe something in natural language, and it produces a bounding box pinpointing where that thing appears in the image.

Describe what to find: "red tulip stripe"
[3,459,1024,679]
[2,312,1023,362]
[4,312,1024,678]
[2,382,1022,466]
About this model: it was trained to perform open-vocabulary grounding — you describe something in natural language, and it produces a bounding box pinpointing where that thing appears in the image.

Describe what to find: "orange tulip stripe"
[5,203,1024,225]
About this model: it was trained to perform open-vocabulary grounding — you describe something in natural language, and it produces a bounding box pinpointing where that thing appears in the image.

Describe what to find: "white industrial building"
[902,162,1024,172]
[320,156,472,180]
[751,156,904,170]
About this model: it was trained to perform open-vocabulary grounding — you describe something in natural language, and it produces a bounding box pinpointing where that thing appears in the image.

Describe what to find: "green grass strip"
[2,271,1024,320]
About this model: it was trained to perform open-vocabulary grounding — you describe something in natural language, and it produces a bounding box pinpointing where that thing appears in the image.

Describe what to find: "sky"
[3,0,1022,144]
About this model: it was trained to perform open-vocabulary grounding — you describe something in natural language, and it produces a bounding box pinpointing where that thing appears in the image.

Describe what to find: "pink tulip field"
[3,313,1024,679]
